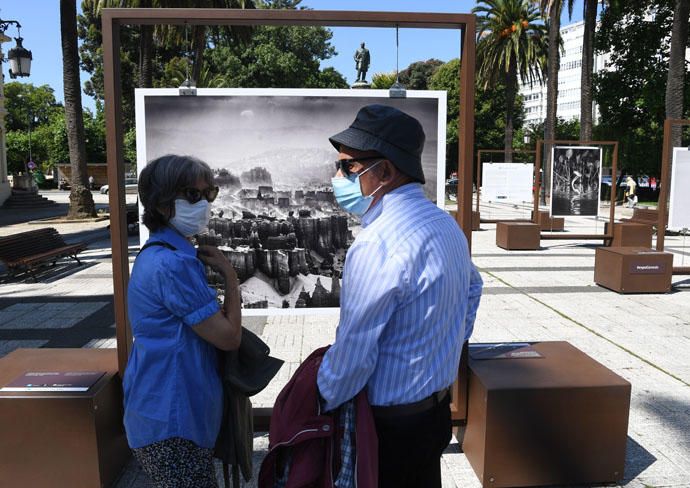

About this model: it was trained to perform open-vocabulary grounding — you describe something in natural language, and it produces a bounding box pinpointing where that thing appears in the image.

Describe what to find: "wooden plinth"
[603,222,653,248]
[496,222,540,250]
[462,341,630,488]
[0,349,129,488]
[594,247,673,293]
[532,210,565,231]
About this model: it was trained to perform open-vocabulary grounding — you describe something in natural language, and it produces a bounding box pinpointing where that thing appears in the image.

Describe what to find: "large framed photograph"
[669,147,690,230]
[135,88,447,315]
[480,162,534,204]
[550,146,602,217]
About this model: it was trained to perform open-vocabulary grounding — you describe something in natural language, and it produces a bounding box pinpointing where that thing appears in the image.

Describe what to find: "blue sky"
[1,1,584,112]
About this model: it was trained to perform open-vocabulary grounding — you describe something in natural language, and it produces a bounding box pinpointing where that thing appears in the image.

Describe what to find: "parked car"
[100,178,138,194]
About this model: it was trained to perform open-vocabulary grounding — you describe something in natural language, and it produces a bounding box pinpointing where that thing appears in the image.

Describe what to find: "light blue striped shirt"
[317,183,483,410]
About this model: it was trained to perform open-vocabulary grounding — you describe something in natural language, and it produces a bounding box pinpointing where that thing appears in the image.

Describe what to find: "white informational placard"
[669,147,690,230]
[550,146,602,217]
[134,88,447,315]
[480,162,534,204]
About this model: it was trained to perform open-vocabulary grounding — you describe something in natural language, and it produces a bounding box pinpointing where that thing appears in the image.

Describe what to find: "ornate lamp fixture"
[1,20,32,78]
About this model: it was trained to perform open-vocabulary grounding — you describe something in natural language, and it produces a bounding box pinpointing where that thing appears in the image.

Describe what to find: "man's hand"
[197,245,237,281]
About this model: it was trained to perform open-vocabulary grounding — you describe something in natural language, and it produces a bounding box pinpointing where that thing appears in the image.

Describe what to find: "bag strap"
[138,241,177,255]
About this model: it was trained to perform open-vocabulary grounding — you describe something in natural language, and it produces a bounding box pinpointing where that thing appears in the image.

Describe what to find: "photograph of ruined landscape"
[136,89,445,313]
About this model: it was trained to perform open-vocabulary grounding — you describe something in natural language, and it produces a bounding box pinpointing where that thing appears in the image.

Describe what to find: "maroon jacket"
[258,346,378,488]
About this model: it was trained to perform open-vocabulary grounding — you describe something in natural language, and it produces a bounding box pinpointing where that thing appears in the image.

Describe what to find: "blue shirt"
[317,183,483,410]
[123,226,222,449]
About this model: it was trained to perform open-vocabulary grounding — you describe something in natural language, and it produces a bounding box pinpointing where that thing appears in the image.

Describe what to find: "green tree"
[430,58,524,178]
[398,59,444,90]
[371,72,397,89]
[3,82,63,132]
[474,0,547,161]
[595,0,690,176]
[61,0,97,218]
[3,83,64,174]
[78,0,347,124]
[207,24,347,88]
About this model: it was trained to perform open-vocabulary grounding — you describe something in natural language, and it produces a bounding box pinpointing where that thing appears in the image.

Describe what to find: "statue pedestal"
[351,81,371,89]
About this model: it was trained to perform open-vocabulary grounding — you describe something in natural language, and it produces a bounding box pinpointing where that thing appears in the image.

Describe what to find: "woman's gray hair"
[139,154,215,232]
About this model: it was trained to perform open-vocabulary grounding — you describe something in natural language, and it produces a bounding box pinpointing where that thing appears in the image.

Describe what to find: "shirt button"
[322,424,330,432]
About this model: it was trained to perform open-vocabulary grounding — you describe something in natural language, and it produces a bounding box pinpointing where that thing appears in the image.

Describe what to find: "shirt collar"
[149,225,197,256]
[361,183,424,228]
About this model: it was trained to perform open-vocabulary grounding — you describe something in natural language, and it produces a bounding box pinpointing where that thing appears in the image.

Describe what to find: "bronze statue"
[354,42,370,83]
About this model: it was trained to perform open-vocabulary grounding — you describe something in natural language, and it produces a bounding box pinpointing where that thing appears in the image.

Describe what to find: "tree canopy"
[429,58,524,177]
[594,0,690,176]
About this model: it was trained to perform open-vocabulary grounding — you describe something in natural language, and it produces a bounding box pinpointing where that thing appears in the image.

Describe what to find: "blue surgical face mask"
[331,160,384,216]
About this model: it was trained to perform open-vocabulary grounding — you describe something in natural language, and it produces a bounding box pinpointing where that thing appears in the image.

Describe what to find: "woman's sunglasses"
[180,186,220,204]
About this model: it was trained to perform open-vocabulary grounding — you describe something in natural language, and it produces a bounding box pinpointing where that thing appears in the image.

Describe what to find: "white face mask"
[169,199,211,237]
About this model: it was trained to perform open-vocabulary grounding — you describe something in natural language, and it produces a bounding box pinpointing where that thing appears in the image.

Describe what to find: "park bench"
[0,227,87,280]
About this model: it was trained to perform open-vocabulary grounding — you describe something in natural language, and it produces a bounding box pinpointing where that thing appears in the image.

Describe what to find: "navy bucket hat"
[329,104,426,184]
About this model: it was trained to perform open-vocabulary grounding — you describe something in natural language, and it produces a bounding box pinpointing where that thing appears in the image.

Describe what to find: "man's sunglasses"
[180,186,220,204]
[334,156,383,177]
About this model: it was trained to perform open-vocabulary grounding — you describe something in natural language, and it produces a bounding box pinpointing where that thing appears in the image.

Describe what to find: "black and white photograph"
[550,146,602,217]
[135,88,446,314]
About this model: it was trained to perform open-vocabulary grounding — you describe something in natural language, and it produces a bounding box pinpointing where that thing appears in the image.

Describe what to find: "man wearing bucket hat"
[317,104,483,487]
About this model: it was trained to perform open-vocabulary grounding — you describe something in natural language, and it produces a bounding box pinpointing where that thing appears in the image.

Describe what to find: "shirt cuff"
[182,299,221,327]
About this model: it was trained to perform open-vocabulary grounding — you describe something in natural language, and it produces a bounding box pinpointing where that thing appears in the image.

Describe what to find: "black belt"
[371,388,449,419]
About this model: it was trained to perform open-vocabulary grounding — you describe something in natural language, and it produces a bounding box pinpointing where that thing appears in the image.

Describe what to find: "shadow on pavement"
[0,294,115,357]
[622,435,657,483]
[0,261,98,285]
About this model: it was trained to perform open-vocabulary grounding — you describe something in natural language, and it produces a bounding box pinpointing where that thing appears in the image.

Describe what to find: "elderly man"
[317,104,483,487]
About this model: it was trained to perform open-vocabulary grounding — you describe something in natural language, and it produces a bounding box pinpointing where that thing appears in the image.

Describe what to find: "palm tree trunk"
[192,26,206,85]
[505,61,518,164]
[666,0,690,152]
[580,0,597,141]
[543,2,561,204]
[60,0,96,218]
[139,0,153,88]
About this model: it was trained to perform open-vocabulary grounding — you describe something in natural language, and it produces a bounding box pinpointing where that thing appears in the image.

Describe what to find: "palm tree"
[665,0,690,151]
[61,0,97,218]
[579,0,597,141]
[539,0,573,202]
[474,0,548,162]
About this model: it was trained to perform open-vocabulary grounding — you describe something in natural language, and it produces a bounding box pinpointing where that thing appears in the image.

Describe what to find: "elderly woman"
[123,154,241,488]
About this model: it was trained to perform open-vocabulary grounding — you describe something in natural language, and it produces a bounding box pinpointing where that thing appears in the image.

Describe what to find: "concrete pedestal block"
[594,246,673,293]
[463,341,630,488]
[496,222,540,250]
[0,348,129,488]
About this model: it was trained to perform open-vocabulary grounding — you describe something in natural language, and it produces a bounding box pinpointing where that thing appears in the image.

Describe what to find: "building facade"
[520,21,609,127]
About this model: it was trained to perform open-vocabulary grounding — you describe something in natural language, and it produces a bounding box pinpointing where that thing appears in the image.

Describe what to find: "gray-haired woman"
[123,154,241,487]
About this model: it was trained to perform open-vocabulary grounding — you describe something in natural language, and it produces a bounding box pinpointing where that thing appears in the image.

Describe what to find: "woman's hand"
[197,245,237,281]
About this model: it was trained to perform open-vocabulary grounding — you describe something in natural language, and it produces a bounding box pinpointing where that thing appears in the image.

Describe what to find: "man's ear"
[379,160,399,184]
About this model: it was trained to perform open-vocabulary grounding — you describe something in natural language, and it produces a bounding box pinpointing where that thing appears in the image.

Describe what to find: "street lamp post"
[0,19,32,205]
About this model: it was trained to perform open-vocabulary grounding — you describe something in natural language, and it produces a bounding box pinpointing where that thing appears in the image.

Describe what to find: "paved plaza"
[1,195,689,487]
